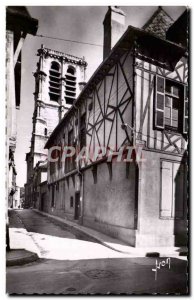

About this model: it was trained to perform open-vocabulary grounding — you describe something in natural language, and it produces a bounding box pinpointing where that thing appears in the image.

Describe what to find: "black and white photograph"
[5,3,189,295]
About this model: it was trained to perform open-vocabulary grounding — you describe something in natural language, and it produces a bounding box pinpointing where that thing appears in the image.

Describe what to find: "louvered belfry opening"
[49,61,61,102]
[65,66,76,105]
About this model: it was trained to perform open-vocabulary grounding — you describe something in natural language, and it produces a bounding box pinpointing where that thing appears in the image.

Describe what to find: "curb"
[33,209,188,257]
[6,250,38,267]
[14,211,42,258]
[8,210,41,262]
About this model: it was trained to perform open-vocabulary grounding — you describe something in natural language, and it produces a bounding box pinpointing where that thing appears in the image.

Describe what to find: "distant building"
[12,186,20,209]
[6,7,38,209]
[25,46,87,208]
[41,6,188,248]
[19,187,25,208]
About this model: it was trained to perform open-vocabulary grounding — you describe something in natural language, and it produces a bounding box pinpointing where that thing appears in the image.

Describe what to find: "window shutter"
[155,76,165,129]
[183,85,188,134]
[160,160,185,219]
[160,161,173,218]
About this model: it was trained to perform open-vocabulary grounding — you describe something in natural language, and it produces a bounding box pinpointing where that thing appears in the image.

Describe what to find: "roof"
[143,6,174,38]
[166,9,189,48]
[6,6,38,35]
[45,25,186,149]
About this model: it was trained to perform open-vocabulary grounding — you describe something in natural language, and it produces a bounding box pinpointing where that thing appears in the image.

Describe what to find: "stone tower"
[29,44,87,168]
[25,45,87,207]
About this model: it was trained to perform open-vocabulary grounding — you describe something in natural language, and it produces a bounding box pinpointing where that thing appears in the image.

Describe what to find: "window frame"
[49,61,61,103]
[164,79,181,131]
[154,76,165,129]
[154,75,186,133]
[65,128,76,173]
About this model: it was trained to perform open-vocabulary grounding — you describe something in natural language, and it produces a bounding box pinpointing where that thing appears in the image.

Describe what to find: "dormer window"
[49,61,61,102]
[65,66,76,105]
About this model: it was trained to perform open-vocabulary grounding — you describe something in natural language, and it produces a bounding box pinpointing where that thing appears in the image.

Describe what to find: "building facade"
[39,7,188,247]
[6,7,38,210]
[6,6,38,250]
[12,186,20,209]
[25,46,87,208]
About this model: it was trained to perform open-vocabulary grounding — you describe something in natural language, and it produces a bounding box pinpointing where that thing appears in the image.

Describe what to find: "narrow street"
[6,210,188,294]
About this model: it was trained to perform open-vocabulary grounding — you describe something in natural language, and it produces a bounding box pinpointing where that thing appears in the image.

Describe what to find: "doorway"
[40,192,46,211]
[74,191,80,220]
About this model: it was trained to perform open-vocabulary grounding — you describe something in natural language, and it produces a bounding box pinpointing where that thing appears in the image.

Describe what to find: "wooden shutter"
[160,160,185,219]
[155,76,165,129]
[183,85,188,134]
[160,161,173,218]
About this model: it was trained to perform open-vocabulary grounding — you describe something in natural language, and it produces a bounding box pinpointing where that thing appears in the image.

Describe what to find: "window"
[67,67,75,75]
[165,80,180,129]
[50,148,58,176]
[44,128,47,136]
[70,196,74,208]
[80,113,86,149]
[57,143,62,170]
[160,160,186,219]
[65,129,76,173]
[49,61,61,102]
[65,66,76,105]
[155,76,187,133]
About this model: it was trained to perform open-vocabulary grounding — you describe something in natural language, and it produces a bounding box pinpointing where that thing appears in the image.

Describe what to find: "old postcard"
[6,5,189,295]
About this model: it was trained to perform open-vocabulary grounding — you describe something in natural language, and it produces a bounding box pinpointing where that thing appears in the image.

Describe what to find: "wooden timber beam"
[14,32,26,68]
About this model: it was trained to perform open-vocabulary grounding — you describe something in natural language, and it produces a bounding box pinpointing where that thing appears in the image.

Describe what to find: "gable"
[143,6,174,39]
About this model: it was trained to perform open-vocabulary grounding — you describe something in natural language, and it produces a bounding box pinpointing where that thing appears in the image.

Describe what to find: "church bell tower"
[30,44,87,168]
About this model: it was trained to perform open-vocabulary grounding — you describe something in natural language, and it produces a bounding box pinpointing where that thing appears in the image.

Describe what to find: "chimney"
[103,6,126,60]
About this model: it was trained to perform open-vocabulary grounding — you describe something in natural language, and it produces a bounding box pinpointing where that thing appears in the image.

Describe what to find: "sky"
[14,6,185,187]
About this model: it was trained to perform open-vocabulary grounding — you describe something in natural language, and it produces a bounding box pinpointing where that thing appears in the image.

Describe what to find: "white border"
[0,1,192,299]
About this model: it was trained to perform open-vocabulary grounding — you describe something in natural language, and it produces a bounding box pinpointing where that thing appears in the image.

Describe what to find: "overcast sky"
[15,6,185,187]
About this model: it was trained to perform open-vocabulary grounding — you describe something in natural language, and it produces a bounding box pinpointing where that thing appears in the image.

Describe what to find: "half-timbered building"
[43,7,188,247]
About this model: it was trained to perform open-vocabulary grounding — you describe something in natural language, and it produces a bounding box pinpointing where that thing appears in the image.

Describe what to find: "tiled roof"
[143,6,174,39]
[166,9,189,48]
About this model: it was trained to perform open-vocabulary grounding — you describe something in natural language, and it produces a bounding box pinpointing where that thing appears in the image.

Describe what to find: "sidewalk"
[7,210,39,266]
[34,209,188,258]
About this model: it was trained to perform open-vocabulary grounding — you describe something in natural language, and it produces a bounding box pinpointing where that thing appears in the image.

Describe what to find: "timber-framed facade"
[35,7,189,247]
